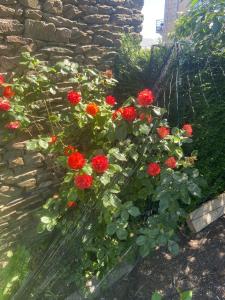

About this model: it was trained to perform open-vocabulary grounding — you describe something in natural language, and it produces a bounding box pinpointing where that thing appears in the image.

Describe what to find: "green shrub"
[0,247,30,300]
[113,34,169,101]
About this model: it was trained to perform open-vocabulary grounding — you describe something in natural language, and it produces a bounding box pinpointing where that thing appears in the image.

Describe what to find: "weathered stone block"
[9,157,24,168]
[111,14,132,26]
[10,141,27,149]
[131,14,143,26]
[97,0,125,6]
[0,19,24,35]
[0,5,15,18]
[43,0,63,15]
[78,5,98,15]
[0,0,17,4]
[94,35,114,47]
[41,46,73,55]
[0,45,14,56]
[24,152,45,166]
[83,14,110,25]
[19,0,40,9]
[55,27,71,43]
[25,9,42,20]
[98,5,115,14]
[5,170,38,185]
[115,6,132,14]
[17,178,37,189]
[63,5,82,19]
[24,19,56,41]
[43,15,76,28]
[0,55,20,72]
[6,35,33,45]
[71,27,92,43]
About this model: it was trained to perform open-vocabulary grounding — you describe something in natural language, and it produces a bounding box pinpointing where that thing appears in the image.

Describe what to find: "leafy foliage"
[0,247,30,300]
[113,34,168,101]
[151,289,193,300]
[165,0,225,199]
[175,0,225,56]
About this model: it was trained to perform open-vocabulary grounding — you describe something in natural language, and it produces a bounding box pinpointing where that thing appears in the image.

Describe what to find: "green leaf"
[41,216,50,224]
[168,241,179,256]
[121,210,129,221]
[100,174,111,185]
[139,123,150,135]
[64,172,74,183]
[109,148,127,161]
[187,182,201,198]
[82,164,93,175]
[191,0,199,7]
[109,164,123,173]
[180,290,193,300]
[152,107,166,116]
[115,123,128,140]
[38,139,49,149]
[116,228,128,240]
[128,206,141,217]
[67,188,77,200]
[106,223,117,236]
[136,235,146,246]
[151,291,163,300]
[26,140,38,150]
[139,244,150,257]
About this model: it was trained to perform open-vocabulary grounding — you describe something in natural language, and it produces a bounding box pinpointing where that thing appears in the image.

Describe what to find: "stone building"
[0,0,144,72]
[156,0,191,43]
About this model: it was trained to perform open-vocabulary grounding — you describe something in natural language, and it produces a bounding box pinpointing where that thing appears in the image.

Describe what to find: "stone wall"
[0,0,144,72]
[0,137,59,260]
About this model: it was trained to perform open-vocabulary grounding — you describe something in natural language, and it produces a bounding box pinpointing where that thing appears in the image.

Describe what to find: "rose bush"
[1,53,204,294]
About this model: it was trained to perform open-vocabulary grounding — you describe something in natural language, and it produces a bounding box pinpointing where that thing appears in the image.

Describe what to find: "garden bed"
[103,216,225,300]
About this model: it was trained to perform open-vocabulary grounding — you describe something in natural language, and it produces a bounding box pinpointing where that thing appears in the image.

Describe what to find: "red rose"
[139,113,153,124]
[91,155,109,174]
[68,152,86,170]
[121,106,137,122]
[3,86,15,99]
[5,120,20,129]
[75,174,93,190]
[139,113,145,121]
[137,89,154,106]
[64,145,76,156]
[0,74,5,85]
[157,127,170,139]
[165,157,177,169]
[106,95,117,106]
[49,135,57,144]
[67,201,77,208]
[182,124,193,137]
[112,108,123,120]
[67,90,81,105]
[0,98,10,111]
[86,103,99,116]
[147,163,161,176]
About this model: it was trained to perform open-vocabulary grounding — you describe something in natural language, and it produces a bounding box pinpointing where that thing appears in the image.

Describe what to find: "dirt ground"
[102,216,225,300]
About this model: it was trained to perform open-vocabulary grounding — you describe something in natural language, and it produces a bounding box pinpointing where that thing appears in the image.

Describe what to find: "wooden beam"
[187,193,225,233]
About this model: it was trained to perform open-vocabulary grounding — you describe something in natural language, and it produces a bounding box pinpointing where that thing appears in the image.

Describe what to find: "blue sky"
[141,0,165,39]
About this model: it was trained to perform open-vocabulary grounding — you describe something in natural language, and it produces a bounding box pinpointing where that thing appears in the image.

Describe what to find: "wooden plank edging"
[187,192,225,233]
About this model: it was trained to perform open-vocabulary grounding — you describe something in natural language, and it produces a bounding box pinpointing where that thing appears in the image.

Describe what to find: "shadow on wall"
[0,136,59,263]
